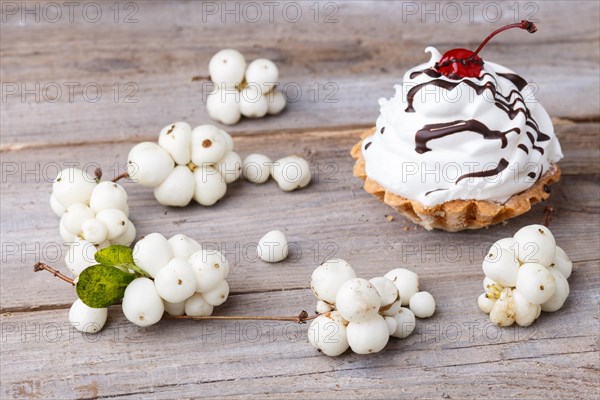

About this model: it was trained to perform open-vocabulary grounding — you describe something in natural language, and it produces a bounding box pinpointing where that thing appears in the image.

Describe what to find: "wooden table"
[1,1,599,398]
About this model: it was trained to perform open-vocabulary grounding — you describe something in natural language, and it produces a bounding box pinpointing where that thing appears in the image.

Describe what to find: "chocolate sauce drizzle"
[518,144,529,154]
[455,158,509,184]
[415,119,517,154]
[497,72,528,91]
[364,141,372,150]
[424,188,448,196]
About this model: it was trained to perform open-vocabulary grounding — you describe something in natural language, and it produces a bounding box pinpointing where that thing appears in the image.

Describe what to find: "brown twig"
[542,205,555,227]
[191,75,211,82]
[169,310,318,324]
[33,262,75,286]
[94,167,102,181]
[112,172,129,182]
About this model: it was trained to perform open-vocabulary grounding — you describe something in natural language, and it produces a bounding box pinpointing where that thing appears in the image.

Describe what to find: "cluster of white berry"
[478,224,572,327]
[51,167,136,276]
[206,49,286,125]
[127,122,240,207]
[242,153,311,191]
[69,233,231,332]
[308,259,436,356]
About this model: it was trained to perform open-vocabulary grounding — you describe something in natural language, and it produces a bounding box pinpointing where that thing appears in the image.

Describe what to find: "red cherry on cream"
[435,20,537,80]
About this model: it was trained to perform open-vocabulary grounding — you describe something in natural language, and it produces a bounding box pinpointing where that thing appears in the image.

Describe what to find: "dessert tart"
[351,21,563,231]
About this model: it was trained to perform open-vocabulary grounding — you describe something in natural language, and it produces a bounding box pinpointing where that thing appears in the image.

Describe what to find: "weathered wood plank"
[1,1,598,148]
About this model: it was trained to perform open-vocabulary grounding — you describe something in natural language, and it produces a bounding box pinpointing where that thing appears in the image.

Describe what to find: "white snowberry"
[513,289,541,327]
[158,121,192,165]
[184,293,214,317]
[239,86,268,118]
[168,234,202,260]
[132,233,173,278]
[201,280,229,306]
[384,268,419,306]
[219,129,234,152]
[257,230,288,263]
[310,259,356,304]
[89,182,128,215]
[64,238,108,276]
[272,156,311,191]
[127,142,174,188]
[216,151,242,184]
[409,291,436,318]
[512,224,556,266]
[346,314,389,354]
[122,277,165,327]
[81,218,108,244]
[191,125,228,166]
[308,311,349,357]
[206,88,242,125]
[489,288,515,327]
[483,276,502,294]
[95,209,128,240]
[540,267,570,312]
[368,277,399,308]
[50,194,66,217]
[52,167,97,208]
[69,299,108,333]
[61,203,95,235]
[153,165,195,207]
[188,249,229,293]
[266,89,286,115]
[111,220,136,247]
[551,246,572,279]
[478,293,496,314]
[209,49,246,89]
[59,220,76,243]
[390,307,416,339]
[315,300,333,314]
[381,299,403,317]
[242,153,272,183]
[515,263,556,305]
[154,258,197,303]
[335,278,381,323]
[193,166,227,206]
[384,316,397,335]
[482,244,520,287]
[163,300,186,316]
[245,58,279,94]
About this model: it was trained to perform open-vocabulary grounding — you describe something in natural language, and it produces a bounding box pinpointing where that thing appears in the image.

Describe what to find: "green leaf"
[95,245,134,266]
[76,265,136,308]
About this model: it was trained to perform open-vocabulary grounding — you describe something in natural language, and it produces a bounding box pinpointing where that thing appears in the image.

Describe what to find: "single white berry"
[154,258,197,303]
[188,249,229,292]
[308,311,349,357]
[391,307,416,338]
[111,220,136,247]
[483,276,501,293]
[81,218,108,244]
[193,166,227,206]
[272,156,311,191]
[132,233,173,277]
[482,244,520,287]
[478,293,496,314]
[239,86,268,118]
[168,234,202,260]
[122,277,164,327]
[513,289,541,327]
[315,300,333,314]
[489,288,515,327]
[266,89,286,115]
[219,129,234,152]
[191,125,228,166]
[551,246,572,279]
[158,122,192,165]
[495,237,515,250]
[346,314,389,354]
[384,268,419,306]
[541,267,570,312]
[95,209,128,240]
[515,263,556,305]
[52,167,97,208]
[381,299,402,317]
[65,239,110,276]
[201,280,229,306]
[69,299,107,333]
[50,194,66,217]
[384,316,397,335]
[242,153,272,184]
[61,203,95,235]
[209,49,246,88]
[335,278,381,323]
[512,224,556,266]
[310,259,356,304]
[60,220,76,243]
[369,277,400,308]
[163,300,186,316]
[257,230,288,263]
[127,142,174,188]
[153,165,195,207]
[206,88,242,125]
[184,293,214,317]
[89,182,128,215]
[409,291,435,318]
[216,151,242,184]
[245,58,279,94]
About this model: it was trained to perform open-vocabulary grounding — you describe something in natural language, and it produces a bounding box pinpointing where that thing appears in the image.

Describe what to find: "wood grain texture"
[1,1,599,399]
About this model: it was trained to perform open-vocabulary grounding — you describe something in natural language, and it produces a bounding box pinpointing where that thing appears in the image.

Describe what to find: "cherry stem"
[169,310,318,324]
[472,20,537,56]
[112,172,129,183]
[33,262,75,286]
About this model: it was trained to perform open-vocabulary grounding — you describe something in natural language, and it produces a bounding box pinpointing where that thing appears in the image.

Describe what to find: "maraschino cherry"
[435,20,537,80]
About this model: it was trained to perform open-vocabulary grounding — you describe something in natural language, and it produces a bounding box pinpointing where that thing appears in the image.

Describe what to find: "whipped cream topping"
[361,47,563,207]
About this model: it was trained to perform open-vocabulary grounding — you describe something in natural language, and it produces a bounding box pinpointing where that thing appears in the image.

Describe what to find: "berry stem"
[542,205,555,227]
[33,262,75,286]
[472,20,537,56]
[112,172,129,183]
[169,310,318,324]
